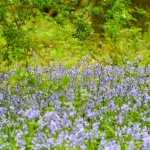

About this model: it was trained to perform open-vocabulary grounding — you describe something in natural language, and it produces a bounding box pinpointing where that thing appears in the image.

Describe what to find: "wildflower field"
[0,0,150,149]
[0,57,150,150]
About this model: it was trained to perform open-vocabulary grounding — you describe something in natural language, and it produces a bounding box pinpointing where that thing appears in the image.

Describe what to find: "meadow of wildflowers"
[0,58,150,150]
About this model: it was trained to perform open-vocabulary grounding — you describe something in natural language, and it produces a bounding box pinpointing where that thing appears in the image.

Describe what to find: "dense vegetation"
[0,0,150,149]
[0,58,150,149]
[0,0,150,69]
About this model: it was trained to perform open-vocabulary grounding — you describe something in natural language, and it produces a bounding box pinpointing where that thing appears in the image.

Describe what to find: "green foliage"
[0,0,34,65]
[0,0,150,70]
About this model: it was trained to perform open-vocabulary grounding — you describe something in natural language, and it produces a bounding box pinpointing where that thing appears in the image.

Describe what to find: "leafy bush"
[0,0,150,69]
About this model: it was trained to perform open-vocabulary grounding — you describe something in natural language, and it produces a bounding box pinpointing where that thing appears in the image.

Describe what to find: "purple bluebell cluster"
[0,60,150,149]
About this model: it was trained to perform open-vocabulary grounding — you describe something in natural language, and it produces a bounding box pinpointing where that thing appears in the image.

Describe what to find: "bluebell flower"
[27,66,33,74]
[146,65,150,74]
[116,114,123,124]
[104,141,120,150]
[15,130,24,141]
[142,136,150,150]
[128,140,134,150]
[127,128,132,136]
[24,109,40,120]
[80,144,86,150]
[92,122,99,131]
[16,139,26,148]
[129,87,138,97]
[0,93,3,100]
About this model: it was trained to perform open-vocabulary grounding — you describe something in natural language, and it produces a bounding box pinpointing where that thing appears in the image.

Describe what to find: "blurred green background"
[0,0,150,72]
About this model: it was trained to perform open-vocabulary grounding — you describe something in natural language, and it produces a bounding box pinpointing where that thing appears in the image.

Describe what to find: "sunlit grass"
[0,17,150,73]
